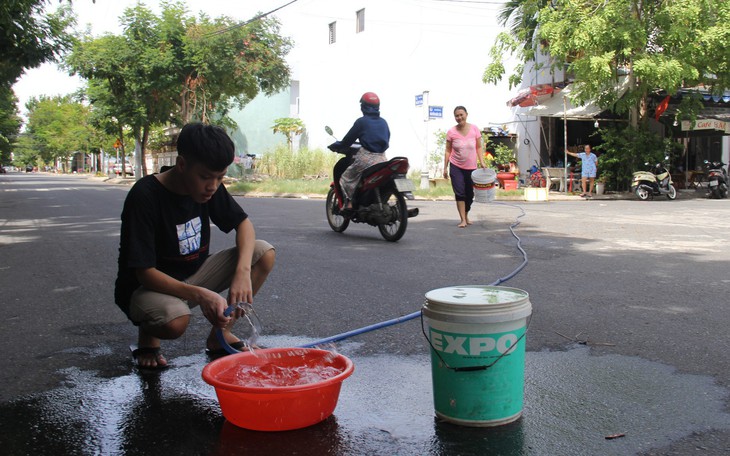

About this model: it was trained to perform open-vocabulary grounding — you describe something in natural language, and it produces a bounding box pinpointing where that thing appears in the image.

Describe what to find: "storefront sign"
[681,119,730,134]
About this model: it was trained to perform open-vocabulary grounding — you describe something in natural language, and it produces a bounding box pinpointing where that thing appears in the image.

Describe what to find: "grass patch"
[228,177,521,199]
[229,178,332,195]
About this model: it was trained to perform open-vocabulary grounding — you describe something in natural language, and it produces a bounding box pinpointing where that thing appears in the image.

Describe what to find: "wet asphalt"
[1,172,729,455]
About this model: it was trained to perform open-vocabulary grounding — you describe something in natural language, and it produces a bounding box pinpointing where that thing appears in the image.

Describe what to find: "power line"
[205,0,300,37]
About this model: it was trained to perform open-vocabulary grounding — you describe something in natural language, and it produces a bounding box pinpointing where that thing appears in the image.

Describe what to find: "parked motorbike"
[704,160,728,199]
[325,126,418,242]
[631,158,677,200]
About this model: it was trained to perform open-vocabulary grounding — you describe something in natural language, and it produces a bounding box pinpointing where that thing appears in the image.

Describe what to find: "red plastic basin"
[202,347,354,431]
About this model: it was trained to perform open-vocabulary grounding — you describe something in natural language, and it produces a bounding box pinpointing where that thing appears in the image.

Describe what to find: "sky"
[12,0,287,118]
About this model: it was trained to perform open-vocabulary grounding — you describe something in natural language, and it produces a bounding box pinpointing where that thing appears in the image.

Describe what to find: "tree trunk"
[133,129,143,180]
[627,65,639,129]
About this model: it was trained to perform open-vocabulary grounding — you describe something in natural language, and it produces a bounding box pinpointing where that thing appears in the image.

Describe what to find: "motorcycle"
[704,160,728,199]
[324,126,418,242]
[631,158,677,201]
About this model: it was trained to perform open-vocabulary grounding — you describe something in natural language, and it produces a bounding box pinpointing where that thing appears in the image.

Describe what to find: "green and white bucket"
[422,285,532,427]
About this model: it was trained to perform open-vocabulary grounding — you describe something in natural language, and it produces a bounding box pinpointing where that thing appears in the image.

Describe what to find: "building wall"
[227,89,293,158]
[231,0,516,174]
[510,50,567,173]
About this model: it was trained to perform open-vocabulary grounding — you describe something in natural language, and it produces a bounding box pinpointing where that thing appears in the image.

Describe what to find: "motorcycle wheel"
[378,192,408,242]
[720,184,728,199]
[635,186,651,201]
[665,185,677,200]
[325,187,349,233]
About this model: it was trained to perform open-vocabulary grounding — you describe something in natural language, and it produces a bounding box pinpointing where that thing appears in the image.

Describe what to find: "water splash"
[236,302,262,354]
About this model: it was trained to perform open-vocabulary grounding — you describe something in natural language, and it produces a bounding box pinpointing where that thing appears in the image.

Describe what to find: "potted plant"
[490,144,517,188]
[492,144,515,171]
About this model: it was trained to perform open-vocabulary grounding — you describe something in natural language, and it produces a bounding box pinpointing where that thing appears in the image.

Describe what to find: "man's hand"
[195,287,230,327]
[228,269,253,307]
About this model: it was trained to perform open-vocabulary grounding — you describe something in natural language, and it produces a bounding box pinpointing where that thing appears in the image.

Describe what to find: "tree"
[272,117,305,153]
[24,95,95,171]
[0,89,21,165]
[485,0,730,127]
[66,1,292,177]
[180,11,292,124]
[0,0,76,90]
[1,0,76,162]
[483,0,550,90]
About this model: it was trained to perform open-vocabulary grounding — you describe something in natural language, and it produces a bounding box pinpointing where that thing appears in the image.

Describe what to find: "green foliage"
[180,10,292,123]
[594,126,682,191]
[12,133,39,168]
[21,96,115,171]
[255,145,337,179]
[484,1,549,88]
[0,0,76,89]
[488,0,730,125]
[230,176,522,199]
[229,178,332,195]
[492,144,515,166]
[426,129,447,176]
[272,118,305,151]
[147,125,174,151]
[65,1,292,176]
[0,88,21,164]
[537,0,729,122]
[485,136,515,167]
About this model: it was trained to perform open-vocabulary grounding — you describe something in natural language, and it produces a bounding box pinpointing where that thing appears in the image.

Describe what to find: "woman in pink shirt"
[443,106,486,227]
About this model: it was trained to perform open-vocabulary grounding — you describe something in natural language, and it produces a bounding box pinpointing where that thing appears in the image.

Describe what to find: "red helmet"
[360,92,380,107]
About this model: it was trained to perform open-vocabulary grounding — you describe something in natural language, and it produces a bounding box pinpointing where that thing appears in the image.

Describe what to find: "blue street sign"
[415,94,423,106]
[429,105,443,119]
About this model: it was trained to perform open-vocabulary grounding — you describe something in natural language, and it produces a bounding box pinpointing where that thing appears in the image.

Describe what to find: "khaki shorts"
[129,239,274,328]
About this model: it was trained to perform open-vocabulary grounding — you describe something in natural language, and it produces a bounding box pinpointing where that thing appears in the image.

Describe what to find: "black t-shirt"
[114,175,247,318]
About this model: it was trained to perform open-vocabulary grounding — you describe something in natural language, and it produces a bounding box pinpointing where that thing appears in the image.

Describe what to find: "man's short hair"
[176,123,235,171]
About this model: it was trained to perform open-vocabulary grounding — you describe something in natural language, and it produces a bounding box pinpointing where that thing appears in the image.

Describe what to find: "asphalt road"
[1,172,729,455]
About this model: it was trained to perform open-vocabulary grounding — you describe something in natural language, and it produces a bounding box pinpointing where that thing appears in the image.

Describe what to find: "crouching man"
[114,122,275,369]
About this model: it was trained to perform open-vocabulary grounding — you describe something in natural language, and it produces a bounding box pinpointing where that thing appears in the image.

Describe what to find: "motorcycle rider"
[330,92,390,209]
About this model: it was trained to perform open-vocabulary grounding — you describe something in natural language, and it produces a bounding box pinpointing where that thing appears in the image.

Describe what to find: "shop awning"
[506,84,560,108]
[511,77,630,119]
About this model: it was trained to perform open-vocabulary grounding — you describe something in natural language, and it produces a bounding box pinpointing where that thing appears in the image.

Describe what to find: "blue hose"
[214,304,243,355]
[216,202,528,353]
[300,202,527,348]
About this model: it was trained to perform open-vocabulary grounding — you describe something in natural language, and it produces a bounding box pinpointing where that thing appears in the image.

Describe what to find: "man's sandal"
[205,341,247,359]
[130,344,168,370]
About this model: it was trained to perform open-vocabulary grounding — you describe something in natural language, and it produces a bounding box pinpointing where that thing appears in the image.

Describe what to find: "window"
[329,21,336,44]
[356,9,365,33]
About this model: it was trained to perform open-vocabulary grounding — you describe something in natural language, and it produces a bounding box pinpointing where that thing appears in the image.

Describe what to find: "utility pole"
[421,90,431,190]
[563,95,568,192]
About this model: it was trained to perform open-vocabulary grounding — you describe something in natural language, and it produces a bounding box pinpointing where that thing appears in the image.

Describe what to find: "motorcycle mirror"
[325,126,334,136]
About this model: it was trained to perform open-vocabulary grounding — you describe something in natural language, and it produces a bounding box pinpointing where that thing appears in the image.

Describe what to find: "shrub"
[594,127,682,191]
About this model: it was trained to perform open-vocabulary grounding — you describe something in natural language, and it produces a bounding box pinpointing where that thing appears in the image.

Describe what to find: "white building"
[230,0,517,175]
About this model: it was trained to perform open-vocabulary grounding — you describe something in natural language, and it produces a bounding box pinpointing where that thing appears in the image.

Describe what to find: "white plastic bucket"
[423,285,532,427]
[472,168,497,203]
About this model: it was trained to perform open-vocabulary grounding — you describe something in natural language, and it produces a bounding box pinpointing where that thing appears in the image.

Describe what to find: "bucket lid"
[471,168,496,184]
[423,285,531,323]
